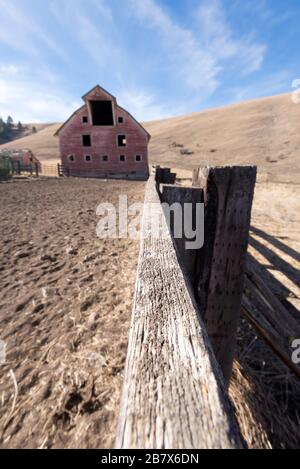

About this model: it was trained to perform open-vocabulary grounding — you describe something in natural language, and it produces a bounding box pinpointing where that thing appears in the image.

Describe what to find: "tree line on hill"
[0,116,37,143]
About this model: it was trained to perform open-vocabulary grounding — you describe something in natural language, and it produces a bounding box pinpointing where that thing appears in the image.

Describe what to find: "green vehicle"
[0,154,13,180]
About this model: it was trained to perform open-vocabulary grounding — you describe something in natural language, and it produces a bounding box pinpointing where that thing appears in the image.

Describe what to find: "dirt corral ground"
[0,177,144,448]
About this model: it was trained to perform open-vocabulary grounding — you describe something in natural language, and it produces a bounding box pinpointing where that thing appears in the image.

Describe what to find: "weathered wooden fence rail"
[191,166,257,385]
[12,161,40,177]
[242,267,300,379]
[115,172,244,449]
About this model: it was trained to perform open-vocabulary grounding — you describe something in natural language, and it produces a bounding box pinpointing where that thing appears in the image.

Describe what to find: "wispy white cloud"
[230,70,291,102]
[241,0,293,25]
[118,89,176,121]
[50,0,124,73]
[129,0,220,96]
[195,0,266,74]
[0,65,81,122]
[0,64,20,76]
[0,0,275,123]
[129,0,266,100]
[0,0,67,60]
[89,0,114,22]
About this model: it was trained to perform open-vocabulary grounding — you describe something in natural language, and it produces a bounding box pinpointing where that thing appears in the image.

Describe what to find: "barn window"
[68,155,75,162]
[135,155,142,162]
[118,116,124,124]
[118,135,126,147]
[120,155,126,162]
[84,155,92,162]
[82,135,91,147]
[90,101,114,126]
[82,116,88,123]
[102,155,108,162]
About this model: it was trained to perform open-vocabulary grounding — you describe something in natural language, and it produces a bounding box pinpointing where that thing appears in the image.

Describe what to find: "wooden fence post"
[155,167,177,186]
[115,175,244,449]
[193,166,257,387]
[161,185,204,286]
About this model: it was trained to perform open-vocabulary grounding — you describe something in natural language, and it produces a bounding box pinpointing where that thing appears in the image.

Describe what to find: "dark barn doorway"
[90,101,114,126]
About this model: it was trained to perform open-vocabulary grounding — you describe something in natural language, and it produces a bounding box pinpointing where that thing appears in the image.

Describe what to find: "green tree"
[0,117,8,138]
[17,121,23,131]
[6,116,13,129]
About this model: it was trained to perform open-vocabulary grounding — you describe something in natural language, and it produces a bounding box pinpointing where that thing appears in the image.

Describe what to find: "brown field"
[0,91,300,448]
[0,123,53,147]
[0,178,144,448]
[0,176,299,449]
[146,92,300,184]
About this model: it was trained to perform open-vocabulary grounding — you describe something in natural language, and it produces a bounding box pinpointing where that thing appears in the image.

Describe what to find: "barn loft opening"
[118,135,127,147]
[82,135,91,147]
[120,155,126,162]
[90,100,114,126]
[82,116,88,123]
[118,116,124,124]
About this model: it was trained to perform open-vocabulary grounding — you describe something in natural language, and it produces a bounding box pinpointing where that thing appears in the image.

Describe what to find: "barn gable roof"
[54,85,151,139]
[54,105,85,136]
[118,105,151,140]
[82,84,116,102]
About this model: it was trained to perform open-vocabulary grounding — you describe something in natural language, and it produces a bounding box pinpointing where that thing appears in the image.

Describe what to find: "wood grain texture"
[160,185,204,286]
[155,167,177,185]
[193,166,257,386]
[242,267,300,379]
[115,176,243,449]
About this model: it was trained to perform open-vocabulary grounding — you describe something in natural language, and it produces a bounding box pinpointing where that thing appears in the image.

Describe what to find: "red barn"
[55,85,150,180]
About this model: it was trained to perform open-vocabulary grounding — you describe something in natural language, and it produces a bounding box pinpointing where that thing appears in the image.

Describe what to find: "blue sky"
[0,0,299,123]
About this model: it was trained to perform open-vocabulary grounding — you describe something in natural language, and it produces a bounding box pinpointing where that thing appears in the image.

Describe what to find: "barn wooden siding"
[58,86,150,180]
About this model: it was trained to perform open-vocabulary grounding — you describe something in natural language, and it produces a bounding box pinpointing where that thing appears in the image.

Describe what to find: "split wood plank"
[160,185,204,286]
[193,166,257,386]
[242,267,300,379]
[115,176,243,449]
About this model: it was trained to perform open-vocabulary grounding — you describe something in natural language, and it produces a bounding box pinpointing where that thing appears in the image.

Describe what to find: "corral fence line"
[190,166,257,384]
[40,163,60,177]
[0,148,41,179]
[116,164,300,449]
[242,266,300,380]
[57,164,147,180]
[8,161,41,177]
[39,163,72,177]
[40,163,147,180]
[115,165,258,449]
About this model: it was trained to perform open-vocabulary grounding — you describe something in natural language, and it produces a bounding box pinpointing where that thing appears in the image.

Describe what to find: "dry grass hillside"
[146,92,300,184]
[1,93,300,182]
[0,123,60,162]
[0,123,53,146]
